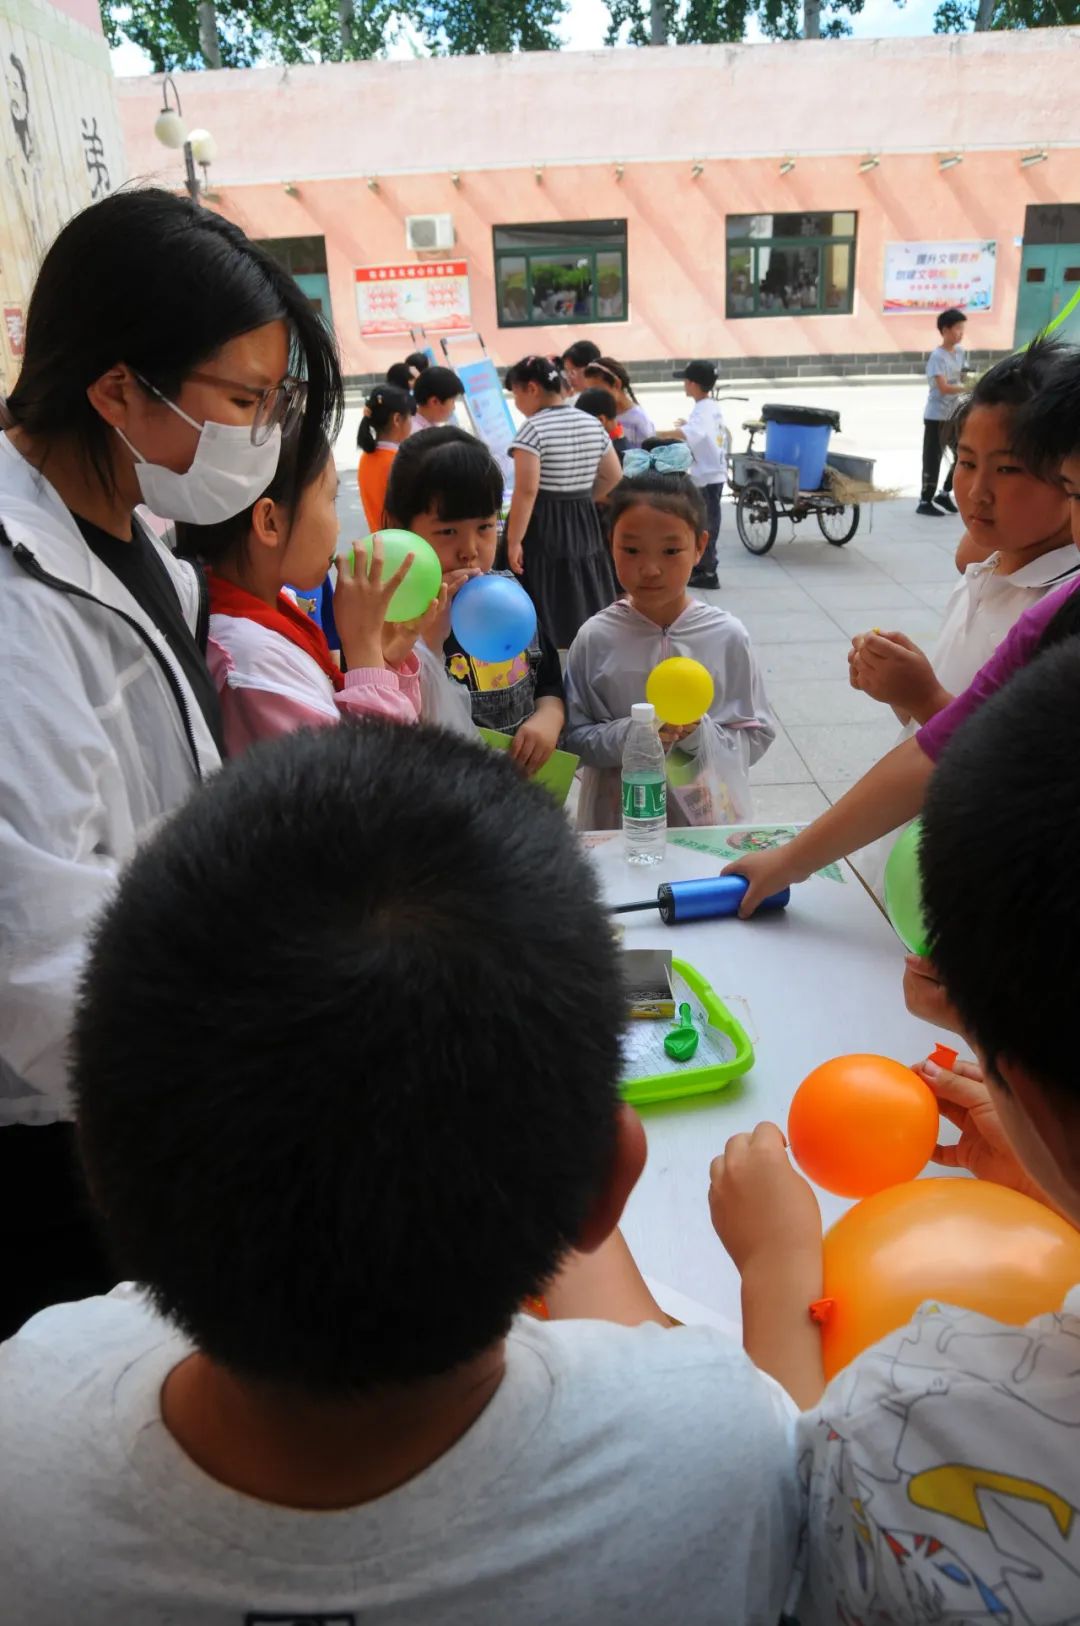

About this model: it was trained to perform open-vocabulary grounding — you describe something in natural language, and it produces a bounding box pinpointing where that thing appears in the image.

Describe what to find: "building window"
[726,213,857,318]
[494,220,627,327]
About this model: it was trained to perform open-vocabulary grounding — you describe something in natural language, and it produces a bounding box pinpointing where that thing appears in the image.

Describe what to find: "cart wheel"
[818,504,861,546]
[736,483,778,555]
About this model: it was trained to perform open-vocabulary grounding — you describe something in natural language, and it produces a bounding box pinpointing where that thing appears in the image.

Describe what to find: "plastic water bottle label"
[622,776,667,821]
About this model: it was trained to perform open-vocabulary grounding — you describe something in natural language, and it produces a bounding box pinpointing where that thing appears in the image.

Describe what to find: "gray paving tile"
[857,541,962,584]
[786,719,902,784]
[819,780,856,806]
[755,641,853,682]
[750,725,814,786]
[909,580,961,611]
[824,605,945,646]
[796,579,924,612]
[714,584,820,617]
[768,678,885,727]
[732,607,847,644]
[749,783,832,822]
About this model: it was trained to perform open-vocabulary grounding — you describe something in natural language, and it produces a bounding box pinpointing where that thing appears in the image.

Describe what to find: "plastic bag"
[665,725,753,827]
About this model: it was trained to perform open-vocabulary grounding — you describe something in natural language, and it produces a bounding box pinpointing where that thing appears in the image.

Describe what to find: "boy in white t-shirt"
[708,641,1080,1624]
[918,306,968,517]
[0,722,799,1625]
[659,360,728,591]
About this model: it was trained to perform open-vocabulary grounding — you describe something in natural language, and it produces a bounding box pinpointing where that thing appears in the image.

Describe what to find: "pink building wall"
[116,30,1080,375]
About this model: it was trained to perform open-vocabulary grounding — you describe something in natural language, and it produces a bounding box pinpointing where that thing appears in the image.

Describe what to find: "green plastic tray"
[620,957,755,1107]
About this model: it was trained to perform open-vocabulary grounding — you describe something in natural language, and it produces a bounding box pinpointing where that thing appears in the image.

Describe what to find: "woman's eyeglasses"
[183,370,308,445]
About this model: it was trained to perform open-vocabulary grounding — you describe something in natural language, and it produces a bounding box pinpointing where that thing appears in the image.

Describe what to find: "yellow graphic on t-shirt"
[908,1464,1075,1536]
[470,652,529,692]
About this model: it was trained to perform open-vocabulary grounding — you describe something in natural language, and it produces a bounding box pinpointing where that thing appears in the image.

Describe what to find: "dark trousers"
[700,482,723,573]
[0,1123,113,1339]
[921,420,954,503]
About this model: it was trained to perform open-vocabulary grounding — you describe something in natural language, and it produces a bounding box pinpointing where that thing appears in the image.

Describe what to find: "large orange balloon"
[788,1053,939,1198]
[821,1178,1080,1379]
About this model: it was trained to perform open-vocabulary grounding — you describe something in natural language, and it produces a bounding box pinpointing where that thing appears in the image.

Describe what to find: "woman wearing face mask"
[0,188,341,1336]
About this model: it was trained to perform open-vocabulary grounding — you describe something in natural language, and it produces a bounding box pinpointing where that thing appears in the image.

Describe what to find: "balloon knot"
[809,1297,834,1326]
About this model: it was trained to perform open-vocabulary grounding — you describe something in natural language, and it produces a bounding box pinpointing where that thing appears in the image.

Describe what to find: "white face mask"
[116,388,283,526]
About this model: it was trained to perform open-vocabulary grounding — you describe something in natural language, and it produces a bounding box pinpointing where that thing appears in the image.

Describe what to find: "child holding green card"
[385,426,567,777]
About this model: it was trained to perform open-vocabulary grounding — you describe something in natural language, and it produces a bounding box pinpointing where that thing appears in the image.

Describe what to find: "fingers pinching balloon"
[788,1053,938,1198]
[355,530,443,623]
[450,575,537,662]
[646,657,715,727]
[884,818,931,957]
[819,1178,1080,1378]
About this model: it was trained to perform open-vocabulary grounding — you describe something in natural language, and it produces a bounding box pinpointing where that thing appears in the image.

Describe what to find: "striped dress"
[510,405,618,648]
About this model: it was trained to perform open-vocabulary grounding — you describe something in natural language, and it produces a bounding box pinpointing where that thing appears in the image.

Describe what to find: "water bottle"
[622,702,667,866]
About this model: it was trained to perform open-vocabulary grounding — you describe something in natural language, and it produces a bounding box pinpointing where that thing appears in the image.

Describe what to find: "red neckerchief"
[207,570,343,691]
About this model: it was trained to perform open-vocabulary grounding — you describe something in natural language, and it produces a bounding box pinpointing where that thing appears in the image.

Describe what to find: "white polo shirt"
[682,397,728,488]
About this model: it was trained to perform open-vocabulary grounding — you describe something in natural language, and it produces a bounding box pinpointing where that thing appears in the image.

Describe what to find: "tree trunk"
[339,0,355,55]
[974,0,994,27]
[803,0,821,38]
[650,0,666,44]
[198,0,222,69]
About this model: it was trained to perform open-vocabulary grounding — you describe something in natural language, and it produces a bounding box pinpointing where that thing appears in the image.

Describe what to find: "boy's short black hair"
[385,424,503,525]
[1011,340,1080,478]
[404,349,431,374]
[937,307,966,334]
[385,361,415,389]
[73,724,625,1394]
[413,365,464,407]
[921,640,1080,1092]
[575,387,619,421]
[562,339,601,369]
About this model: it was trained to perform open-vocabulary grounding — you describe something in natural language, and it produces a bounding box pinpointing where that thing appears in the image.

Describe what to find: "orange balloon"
[821,1178,1080,1379]
[788,1053,939,1198]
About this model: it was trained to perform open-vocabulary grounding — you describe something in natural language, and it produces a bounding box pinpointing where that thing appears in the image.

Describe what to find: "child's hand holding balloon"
[913,1054,1056,1207]
[849,630,947,725]
[709,1122,822,1279]
[334,537,413,671]
[659,720,700,751]
[382,585,449,668]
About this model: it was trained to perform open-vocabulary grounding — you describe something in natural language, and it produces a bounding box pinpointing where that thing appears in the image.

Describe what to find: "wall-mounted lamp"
[614,163,624,182]
[779,159,796,176]
[1020,149,1049,168]
[367,176,380,192]
[450,172,461,188]
[534,166,544,184]
[858,155,880,173]
[938,154,963,171]
[690,161,704,179]
[283,182,299,196]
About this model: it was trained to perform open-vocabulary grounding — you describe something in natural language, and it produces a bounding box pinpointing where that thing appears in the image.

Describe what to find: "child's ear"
[249,497,282,551]
[575,1105,647,1252]
[694,531,709,563]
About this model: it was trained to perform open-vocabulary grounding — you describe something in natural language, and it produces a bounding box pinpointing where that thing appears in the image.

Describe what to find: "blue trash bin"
[762,404,841,492]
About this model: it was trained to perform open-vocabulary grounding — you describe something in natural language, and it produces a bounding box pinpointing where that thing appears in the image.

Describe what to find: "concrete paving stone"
[823,605,946,645]
[749,783,832,823]
[712,584,821,617]
[909,580,961,611]
[794,578,925,612]
[859,541,964,584]
[731,607,850,644]
[818,780,857,806]
[755,641,853,682]
[785,719,902,784]
[768,678,885,728]
[749,724,815,786]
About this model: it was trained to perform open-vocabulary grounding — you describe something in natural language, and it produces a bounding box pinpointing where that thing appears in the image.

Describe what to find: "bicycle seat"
[742,420,764,432]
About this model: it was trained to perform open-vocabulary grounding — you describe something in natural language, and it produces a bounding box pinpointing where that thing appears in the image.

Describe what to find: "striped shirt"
[510,406,610,493]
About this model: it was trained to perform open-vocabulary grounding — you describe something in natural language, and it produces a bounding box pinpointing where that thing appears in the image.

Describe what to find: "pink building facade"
[116,30,1080,381]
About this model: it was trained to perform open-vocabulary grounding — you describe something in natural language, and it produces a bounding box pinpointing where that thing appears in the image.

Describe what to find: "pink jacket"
[208,613,421,757]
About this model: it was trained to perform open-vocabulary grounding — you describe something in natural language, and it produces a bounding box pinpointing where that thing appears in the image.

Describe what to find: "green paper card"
[477,728,579,805]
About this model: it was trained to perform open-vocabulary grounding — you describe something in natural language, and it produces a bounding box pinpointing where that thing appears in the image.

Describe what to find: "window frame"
[493,221,628,329]
[726,216,858,320]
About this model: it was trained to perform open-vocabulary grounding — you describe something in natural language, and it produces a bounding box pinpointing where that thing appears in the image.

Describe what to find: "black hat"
[675,360,718,390]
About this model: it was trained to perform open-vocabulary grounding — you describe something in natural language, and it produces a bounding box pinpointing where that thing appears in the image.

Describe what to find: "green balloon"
[884,818,930,957]
[354,529,443,623]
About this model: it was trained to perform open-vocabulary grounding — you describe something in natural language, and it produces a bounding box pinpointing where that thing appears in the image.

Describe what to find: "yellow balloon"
[645,657,715,726]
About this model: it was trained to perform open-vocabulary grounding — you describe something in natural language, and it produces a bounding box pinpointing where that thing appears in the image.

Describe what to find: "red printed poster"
[3,306,26,358]
[354,262,471,337]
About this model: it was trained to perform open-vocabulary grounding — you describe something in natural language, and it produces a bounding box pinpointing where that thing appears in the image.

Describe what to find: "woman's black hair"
[562,339,602,370]
[386,362,416,389]
[175,425,333,566]
[583,356,638,404]
[950,337,1068,456]
[575,387,619,421]
[404,350,431,375]
[607,448,706,538]
[357,383,413,454]
[384,425,503,526]
[7,187,342,505]
[504,355,563,394]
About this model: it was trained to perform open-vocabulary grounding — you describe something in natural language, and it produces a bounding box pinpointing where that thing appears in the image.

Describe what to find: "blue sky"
[110,0,947,76]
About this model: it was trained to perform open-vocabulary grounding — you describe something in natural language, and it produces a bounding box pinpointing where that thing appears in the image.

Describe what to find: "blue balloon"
[450,575,537,663]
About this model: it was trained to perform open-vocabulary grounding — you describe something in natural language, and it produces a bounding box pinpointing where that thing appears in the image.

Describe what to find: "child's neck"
[994,522,1074,577]
[161,1342,507,1510]
[630,589,692,629]
[211,554,284,611]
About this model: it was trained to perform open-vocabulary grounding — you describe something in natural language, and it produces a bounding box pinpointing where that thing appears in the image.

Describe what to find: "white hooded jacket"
[0,434,221,1124]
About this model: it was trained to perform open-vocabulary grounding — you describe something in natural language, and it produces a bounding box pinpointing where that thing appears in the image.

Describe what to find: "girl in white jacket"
[565,444,775,830]
[0,187,342,1335]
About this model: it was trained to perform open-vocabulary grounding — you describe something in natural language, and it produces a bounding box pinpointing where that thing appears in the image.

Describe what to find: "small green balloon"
[354,529,443,623]
[884,818,930,957]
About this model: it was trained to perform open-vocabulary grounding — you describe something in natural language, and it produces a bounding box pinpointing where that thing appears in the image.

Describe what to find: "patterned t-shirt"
[796,1289,1080,1623]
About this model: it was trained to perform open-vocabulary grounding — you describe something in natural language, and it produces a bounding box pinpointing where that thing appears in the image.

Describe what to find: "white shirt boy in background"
[656,360,728,591]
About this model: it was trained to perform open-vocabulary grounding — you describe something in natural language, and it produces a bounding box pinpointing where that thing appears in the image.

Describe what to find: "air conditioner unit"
[406,213,455,252]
